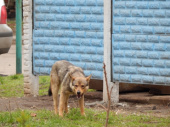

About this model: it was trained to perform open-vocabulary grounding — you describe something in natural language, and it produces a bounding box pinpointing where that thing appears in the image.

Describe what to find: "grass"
[0,75,96,97]
[0,75,170,127]
[0,75,24,97]
[0,108,169,127]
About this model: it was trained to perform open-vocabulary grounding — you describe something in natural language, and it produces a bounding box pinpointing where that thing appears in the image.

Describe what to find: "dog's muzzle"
[77,91,82,99]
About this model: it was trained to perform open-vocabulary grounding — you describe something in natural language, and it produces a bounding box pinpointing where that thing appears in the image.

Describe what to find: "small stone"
[152,106,156,110]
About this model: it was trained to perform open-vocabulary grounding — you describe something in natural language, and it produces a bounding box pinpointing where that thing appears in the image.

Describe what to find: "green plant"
[16,111,30,127]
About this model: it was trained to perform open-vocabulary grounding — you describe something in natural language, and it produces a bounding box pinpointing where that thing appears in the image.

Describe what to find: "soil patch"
[0,94,169,118]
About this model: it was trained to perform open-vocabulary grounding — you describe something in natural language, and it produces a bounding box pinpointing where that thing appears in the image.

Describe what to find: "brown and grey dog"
[48,60,91,117]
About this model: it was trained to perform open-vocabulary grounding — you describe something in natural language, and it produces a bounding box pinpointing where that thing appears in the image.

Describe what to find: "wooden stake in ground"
[103,63,113,127]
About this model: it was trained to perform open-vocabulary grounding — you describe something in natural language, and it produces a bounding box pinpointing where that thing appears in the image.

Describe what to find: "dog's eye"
[75,85,78,87]
[81,85,85,88]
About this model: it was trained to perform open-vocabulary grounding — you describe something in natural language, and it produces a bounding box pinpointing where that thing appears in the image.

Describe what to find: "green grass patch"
[0,75,24,98]
[39,76,50,96]
[0,108,169,127]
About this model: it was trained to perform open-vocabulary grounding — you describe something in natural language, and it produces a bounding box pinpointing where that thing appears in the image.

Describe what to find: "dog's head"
[70,74,92,99]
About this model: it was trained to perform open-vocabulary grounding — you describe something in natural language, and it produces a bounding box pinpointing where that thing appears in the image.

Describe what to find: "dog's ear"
[86,74,92,82]
[69,73,75,81]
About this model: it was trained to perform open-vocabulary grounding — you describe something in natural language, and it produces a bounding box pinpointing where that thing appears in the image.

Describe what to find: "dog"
[48,60,91,117]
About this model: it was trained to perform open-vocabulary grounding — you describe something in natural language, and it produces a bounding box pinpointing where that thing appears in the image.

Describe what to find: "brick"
[114,50,124,57]
[114,66,125,74]
[160,69,170,76]
[125,35,136,42]
[34,60,44,67]
[131,26,141,34]
[131,75,141,83]
[154,27,165,34]
[148,52,159,59]
[113,34,125,41]
[34,45,44,52]
[114,2,126,9]
[45,0,53,5]
[40,6,50,13]
[50,53,61,60]
[154,77,165,84]
[65,0,75,6]
[143,10,153,17]
[45,60,55,67]
[96,32,103,39]
[54,30,65,37]
[166,10,170,17]
[91,23,103,31]
[44,45,54,52]
[70,54,81,61]
[60,7,70,14]
[160,36,170,43]
[126,18,137,25]
[149,2,160,9]
[56,15,65,21]
[119,10,131,17]
[142,59,153,67]
[64,46,75,53]
[154,44,166,51]
[50,7,60,13]
[113,9,120,17]
[86,0,96,6]
[165,28,170,34]
[124,50,136,58]
[65,15,75,21]
[160,2,170,9]
[136,35,147,42]
[138,68,148,75]
[142,43,153,51]
[64,31,75,38]
[142,76,153,83]
[165,77,170,84]
[125,67,137,74]
[53,46,65,53]
[142,27,153,34]
[120,26,131,33]
[40,22,50,29]
[75,0,86,6]
[112,42,119,50]
[120,74,131,82]
[131,59,142,66]
[126,2,136,9]
[131,43,142,50]
[35,14,45,21]
[49,38,60,45]
[35,0,44,5]
[137,2,148,9]
[113,58,119,65]
[86,63,97,70]
[114,18,125,25]
[59,53,70,61]
[91,7,103,14]
[154,60,165,68]
[154,10,165,17]
[148,19,160,26]
[81,55,91,62]
[148,68,160,76]
[165,61,170,67]
[113,74,119,81]
[85,47,97,54]
[119,42,131,50]
[46,14,56,21]
[160,19,170,26]
[132,10,142,17]
[91,55,103,63]
[91,39,103,47]
[160,52,170,59]
[86,32,97,38]
[39,53,49,59]
[148,35,159,43]
[44,30,54,37]
[119,58,131,66]
[137,18,147,25]
[40,67,50,75]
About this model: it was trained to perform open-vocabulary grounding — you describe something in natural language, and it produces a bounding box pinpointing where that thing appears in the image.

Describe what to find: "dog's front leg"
[79,95,85,116]
[59,92,66,117]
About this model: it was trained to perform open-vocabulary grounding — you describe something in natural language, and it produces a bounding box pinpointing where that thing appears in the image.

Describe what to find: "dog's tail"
[48,83,52,96]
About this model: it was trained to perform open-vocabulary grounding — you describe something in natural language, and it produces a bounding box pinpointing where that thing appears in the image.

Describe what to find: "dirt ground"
[0,94,170,118]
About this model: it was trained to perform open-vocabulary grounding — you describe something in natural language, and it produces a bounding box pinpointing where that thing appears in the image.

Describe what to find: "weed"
[0,76,4,85]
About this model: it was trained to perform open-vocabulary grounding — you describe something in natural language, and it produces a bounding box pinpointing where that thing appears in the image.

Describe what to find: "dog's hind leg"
[51,74,60,114]
[79,95,85,116]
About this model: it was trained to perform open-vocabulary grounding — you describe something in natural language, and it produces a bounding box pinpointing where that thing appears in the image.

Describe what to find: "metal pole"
[16,0,22,74]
